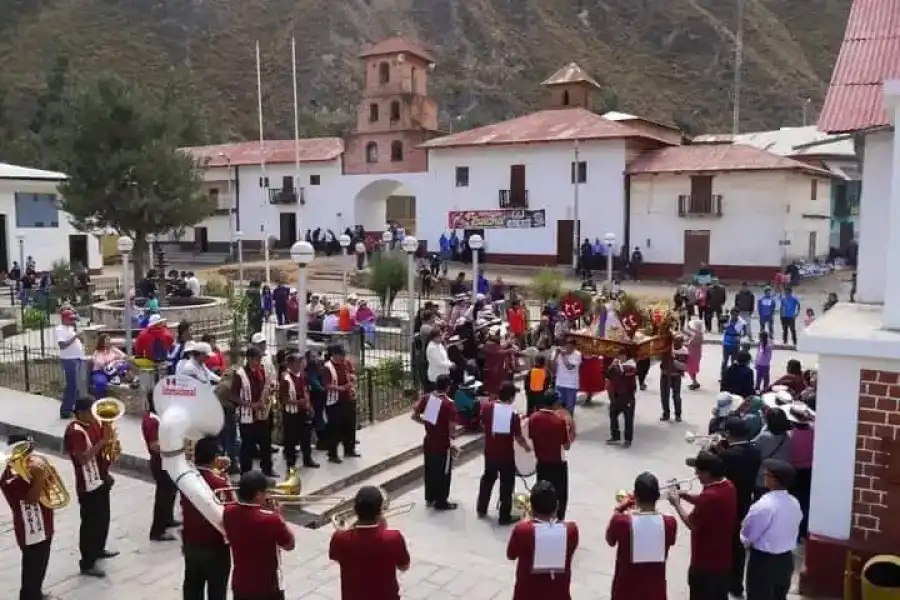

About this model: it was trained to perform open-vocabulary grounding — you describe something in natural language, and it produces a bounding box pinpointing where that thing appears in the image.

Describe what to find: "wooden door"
[510,164,526,205]
[808,231,817,261]
[194,227,209,253]
[683,230,710,274]
[68,234,89,268]
[557,220,575,265]
[279,213,297,247]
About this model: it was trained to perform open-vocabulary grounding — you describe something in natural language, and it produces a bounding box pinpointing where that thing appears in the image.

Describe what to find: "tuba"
[3,441,70,510]
[92,398,125,463]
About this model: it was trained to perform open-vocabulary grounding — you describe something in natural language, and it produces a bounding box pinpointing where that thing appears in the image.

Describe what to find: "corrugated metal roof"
[541,62,601,88]
[358,37,434,63]
[818,0,900,133]
[626,143,832,176]
[0,162,67,181]
[185,139,344,167]
[601,111,682,132]
[693,126,854,158]
[420,108,670,149]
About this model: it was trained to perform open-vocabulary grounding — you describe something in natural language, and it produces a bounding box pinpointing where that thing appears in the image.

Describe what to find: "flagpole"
[256,40,271,286]
[292,36,303,245]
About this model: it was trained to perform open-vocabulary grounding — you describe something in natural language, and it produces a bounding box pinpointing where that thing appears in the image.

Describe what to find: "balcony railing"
[499,189,529,208]
[678,194,723,217]
[269,188,298,205]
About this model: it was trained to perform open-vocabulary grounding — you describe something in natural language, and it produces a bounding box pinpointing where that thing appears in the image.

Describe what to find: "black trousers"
[535,461,568,520]
[423,449,452,506]
[239,420,273,474]
[20,539,51,600]
[282,410,313,468]
[688,567,730,600]
[609,396,635,442]
[780,316,797,345]
[78,484,111,571]
[636,359,651,387]
[150,468,178,537]
[660,374,683,418]
[183,542,231,600]
[731,527,747,595]
[745,548,794,600]
[792,467,812,539]
[476,458,515,520]
[325,401,357,457]
[233,593,285,600]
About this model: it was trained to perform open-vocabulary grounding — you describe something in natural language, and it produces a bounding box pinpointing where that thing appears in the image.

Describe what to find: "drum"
[515,418,537,477]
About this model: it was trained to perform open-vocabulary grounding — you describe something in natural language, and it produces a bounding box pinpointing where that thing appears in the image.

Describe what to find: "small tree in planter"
[367,251,407,322]
[530,271,565,304]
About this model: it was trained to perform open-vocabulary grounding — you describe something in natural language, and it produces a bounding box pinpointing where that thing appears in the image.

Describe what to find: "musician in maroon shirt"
[279,352,319,469]
[668,450,737,600]
[329,486,411,600]
[223,471,296,600]
[506,481,579,600]
[141,403,177,542]
[411,374,458,510]
[528,396,572,519]
[476,381,531,525]
[231,347,275,476]
[606,472,677,600]
[0,432,55,600]
[182,436,232,600]
[63,396,118,578]
[322,344,359,463]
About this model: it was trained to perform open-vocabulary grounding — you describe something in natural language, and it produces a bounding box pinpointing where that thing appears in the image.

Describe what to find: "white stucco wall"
[0,180,102,271]
[420,141,628,257]
[856,131,892,304]
[629,171,831,267]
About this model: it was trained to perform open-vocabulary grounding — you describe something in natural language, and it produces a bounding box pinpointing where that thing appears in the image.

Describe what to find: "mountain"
[0,0,850,145]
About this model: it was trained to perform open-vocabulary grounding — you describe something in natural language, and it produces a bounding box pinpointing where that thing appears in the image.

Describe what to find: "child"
[804,307,816,328]
[261,285,273,321]
[526,355,552,415]
[755,331,772,392]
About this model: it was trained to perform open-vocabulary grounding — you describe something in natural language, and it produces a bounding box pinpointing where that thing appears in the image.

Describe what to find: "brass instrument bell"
[92,398,125,463]
[513,493,532,518]
[5,441,70,510]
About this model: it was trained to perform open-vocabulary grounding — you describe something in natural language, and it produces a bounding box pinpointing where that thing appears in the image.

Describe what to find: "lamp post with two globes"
[290,241,315,353]
[339,234,352,298]
[381,229,393,253]
[604,232,616,286]
[401,236,418,338]
[118,236,135,354]
[234,230,245,289]
[468,234,483,301]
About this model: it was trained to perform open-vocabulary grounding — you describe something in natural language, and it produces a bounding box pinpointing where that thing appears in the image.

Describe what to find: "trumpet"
[615,477,697,503]
[330,486,415,530]
[2,441,70,510]
[92,398,125,463]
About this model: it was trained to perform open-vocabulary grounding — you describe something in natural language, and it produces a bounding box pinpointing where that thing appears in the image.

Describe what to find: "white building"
[0,163,102,273]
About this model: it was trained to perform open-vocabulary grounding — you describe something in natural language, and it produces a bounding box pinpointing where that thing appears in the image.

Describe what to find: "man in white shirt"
[55,308,84,419]
[553,338,582,414]
[176,341,220,384]
[185,272,202,297]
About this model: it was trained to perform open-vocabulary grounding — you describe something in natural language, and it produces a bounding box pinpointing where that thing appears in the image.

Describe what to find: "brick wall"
[853,369,900,544]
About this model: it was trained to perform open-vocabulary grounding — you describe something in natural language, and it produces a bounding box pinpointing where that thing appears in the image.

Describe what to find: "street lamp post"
[234,230,244,289]
[604,233,616,286]
[147,233,156,271]
[118,236,135,355]
[468,234,483,301]
[381,229,392,253]
[290,241,315,353]
[401,236,418,338]
[339,234,351,298]
[15,235,24,269]
[354,241,366,271]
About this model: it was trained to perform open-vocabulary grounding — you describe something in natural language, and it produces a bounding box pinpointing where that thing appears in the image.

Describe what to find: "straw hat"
[782,402,815,423]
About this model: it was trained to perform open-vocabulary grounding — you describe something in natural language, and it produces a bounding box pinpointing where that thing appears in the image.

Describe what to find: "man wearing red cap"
[55,308,84,418]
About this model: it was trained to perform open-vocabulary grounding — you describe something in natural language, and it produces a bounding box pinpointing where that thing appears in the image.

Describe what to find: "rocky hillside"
[0,0,850,143]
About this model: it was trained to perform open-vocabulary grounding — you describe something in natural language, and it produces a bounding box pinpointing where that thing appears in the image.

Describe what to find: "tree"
[56,75,214,281]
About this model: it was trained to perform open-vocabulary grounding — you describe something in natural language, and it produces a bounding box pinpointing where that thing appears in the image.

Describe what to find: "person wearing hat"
[231,346,276,476]
[279,352,319,470]
[166,321,194,376]
[713,416,762,597]
[1,432,57,598]
[177,341,220,384]
[322,344,360,463]
[785,402,815,539]
[55,307,85,418]
[133,313,174,363]
[63,397,119,577]
[669,450,737,600]
[251,332,278,450]
[740,459,803,600]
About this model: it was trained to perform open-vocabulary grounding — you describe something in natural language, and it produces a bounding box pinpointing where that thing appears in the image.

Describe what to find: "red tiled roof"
[358,37,434,63]
[420,108,671,149]
[626,143,832,176]
[184,139,344,167]
[817,0,900,133]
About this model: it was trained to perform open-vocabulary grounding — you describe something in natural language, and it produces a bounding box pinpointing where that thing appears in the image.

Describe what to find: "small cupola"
[541,62,602,110]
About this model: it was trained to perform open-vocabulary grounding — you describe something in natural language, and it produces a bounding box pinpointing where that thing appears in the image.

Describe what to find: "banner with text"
[448,209,546,230]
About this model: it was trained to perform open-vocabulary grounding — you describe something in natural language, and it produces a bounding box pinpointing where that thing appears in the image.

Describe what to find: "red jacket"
[134,327,174,361]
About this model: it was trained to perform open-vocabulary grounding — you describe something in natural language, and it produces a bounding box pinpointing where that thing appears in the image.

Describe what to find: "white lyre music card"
[630,513,666,564]
[422,394,442,425]
[532,522,567,572]
[492,403,514,434]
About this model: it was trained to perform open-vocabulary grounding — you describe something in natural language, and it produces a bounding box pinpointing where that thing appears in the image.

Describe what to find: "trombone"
[213,469,345,507]
[615,477,697,503]
[92,398,125,463]
[330,486,415,530]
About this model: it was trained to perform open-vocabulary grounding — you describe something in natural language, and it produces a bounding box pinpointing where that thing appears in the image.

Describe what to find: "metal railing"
[677,194,723,217]
[499,189,529,208]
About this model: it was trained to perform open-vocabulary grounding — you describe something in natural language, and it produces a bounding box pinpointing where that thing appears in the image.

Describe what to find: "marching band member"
[606,472,677,600]
[411,374,459,511]
[141,398,178,542]
[528,395,572,520]
[63,396,118,578]
[182,437,233,600]
[252,333,279,455]
[329,486,411,600]
[476,381,531,525]
[506,481,579,600]
[223,471,295,600]
[0,432,55,600]
[322,344,360,464]
[606,355,638,448]
[668,450,737,600]
[232,347,276,476]
[177,341,221,384]
[279,352,319,469]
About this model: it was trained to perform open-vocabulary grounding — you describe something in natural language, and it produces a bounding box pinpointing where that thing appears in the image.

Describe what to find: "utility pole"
[802,98,812,126]
[732,0,744,135]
